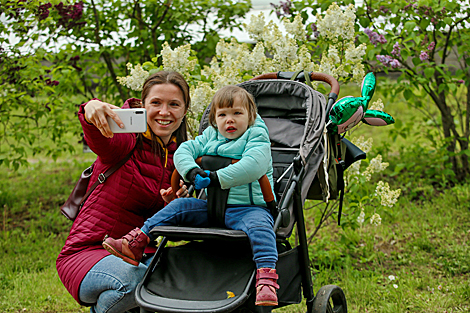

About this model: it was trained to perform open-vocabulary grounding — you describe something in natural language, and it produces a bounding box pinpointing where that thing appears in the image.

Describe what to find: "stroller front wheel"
[312,285,347,313]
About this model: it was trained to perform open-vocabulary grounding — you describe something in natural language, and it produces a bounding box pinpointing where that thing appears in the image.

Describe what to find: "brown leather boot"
[102,228,150,266]
[255,268,279,306]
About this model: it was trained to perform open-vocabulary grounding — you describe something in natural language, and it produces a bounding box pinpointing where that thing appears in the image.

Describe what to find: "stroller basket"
[136,237,302,313]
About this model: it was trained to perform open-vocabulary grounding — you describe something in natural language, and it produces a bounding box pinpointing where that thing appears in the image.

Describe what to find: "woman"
[56,71,191,313]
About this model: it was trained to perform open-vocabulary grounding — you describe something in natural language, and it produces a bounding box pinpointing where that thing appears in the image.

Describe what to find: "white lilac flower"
[190,82,215,117]
[117,63,149,91]
[316,3,356,43]
[357,208,365,225]
[370,213,382,226]
[328,46,340,64]
[369,98,385,111]
[283,14,307,41]
[375,181,401,208]
[161,42,197,78]
[244,12,266,41]
[352,136,373,154]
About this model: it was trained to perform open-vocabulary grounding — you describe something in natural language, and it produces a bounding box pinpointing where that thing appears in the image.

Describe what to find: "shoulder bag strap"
[79,147,136,208]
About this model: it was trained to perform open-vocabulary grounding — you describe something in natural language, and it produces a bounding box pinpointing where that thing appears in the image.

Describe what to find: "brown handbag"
[60,148,135,221]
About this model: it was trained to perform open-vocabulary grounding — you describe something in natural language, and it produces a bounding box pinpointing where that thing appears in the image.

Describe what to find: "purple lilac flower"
[37,3,52,20]
[380,6,390,14]
[391,42,401,57]
[309,23,319,39]
[427,42,435,51]
[377,55,400,68]
[271,0,292,18]
[364,28,388,47]
[390,59,401,68]
[54,1,85,29]
[419,51,429,61]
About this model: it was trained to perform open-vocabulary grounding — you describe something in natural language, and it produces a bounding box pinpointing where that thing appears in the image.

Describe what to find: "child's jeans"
[141,197,278,269]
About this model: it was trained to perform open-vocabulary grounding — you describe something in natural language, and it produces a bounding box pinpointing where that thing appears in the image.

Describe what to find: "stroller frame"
[135,72,348,313]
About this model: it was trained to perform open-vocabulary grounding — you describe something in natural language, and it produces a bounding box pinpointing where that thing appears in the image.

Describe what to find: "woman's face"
[144,83,187,145]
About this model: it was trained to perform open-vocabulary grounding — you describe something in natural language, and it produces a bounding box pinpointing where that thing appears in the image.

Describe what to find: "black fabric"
[270,147,298,202]
[262,118,304,148]
[342,138,366,169]
[201,156,232,227]
[146,241,255,301]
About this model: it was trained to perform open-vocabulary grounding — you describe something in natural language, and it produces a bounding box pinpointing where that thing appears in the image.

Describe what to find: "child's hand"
[194,172,211,189]
[194,170,220,189]
[159,180,189,203]
[186,167,207,183]
[160,186,175,203]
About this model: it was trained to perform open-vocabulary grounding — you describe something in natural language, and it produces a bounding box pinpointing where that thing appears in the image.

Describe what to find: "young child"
[103,85,279,306]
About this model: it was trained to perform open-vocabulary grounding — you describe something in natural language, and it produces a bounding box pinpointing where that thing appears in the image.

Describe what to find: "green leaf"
[403,89,413,100]
[404,21,417,33]
[424,67,435,79]
[412,57,421,66]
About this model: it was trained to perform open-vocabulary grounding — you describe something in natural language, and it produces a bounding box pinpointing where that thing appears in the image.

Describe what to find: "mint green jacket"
[175,114,274,207]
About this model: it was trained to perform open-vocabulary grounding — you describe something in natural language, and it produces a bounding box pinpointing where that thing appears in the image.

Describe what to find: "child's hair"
[208,85,257,129]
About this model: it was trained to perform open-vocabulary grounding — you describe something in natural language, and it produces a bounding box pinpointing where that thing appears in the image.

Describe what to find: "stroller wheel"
[312,285,347,313]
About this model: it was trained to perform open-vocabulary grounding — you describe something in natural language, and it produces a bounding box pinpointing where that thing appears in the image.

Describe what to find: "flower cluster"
[370,213,382,226]
[363,155,389,181]
[391,42,401,57]
[375,181,401,208]
[369,98,384,111]
[364,28,387,47]
[419,41,435,61]
[117,63,149,91]
[270,0,293,18]
[190,82,215,119]
[161,43,197,79]
[54,1,85,30]
[376,55,400,69]
[314,4,366,83]
[37,3,52,20]
[317,3,356,43]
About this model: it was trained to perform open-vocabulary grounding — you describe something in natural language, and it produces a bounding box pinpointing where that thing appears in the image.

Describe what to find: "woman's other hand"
[84,100,123,138]
[160,180,189,203]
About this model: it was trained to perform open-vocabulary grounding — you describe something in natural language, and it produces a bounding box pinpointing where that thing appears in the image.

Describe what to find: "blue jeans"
[79,254,153,313]
[141,197,278,269]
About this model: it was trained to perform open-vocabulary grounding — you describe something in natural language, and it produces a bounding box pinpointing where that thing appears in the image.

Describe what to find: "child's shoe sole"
[103,242,139,266]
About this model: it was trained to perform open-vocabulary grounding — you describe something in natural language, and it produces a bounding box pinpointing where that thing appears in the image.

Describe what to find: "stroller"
[135,71,365,313]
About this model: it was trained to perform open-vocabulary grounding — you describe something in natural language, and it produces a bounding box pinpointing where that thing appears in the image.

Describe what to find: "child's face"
[215,97,249,140]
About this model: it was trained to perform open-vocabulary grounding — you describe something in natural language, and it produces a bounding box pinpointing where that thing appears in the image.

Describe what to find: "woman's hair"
[132,71,191,156]
[208,85,257,129]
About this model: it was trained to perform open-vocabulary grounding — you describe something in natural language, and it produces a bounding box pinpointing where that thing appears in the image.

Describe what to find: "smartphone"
[107,108,147,133]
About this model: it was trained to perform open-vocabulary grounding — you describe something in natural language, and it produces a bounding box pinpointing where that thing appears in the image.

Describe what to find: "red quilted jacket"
[56,99,177,304]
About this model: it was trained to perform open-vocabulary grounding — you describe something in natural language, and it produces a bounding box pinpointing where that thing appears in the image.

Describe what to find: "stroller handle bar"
[171,157,276,204]
[250,71,340,96]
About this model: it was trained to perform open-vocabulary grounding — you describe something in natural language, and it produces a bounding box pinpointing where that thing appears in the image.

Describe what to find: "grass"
[1,81,469,312]
[1,157,469,312]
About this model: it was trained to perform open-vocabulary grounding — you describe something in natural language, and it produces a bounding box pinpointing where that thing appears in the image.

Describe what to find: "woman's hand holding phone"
[84,100,123,138]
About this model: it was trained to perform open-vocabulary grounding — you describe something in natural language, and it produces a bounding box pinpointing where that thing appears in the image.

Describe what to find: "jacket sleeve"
[217,128,271,189]
[78,99,136,165]
[174,127,212,181]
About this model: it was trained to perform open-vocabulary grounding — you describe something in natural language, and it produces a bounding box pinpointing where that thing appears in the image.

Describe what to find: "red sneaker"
[102,228,150,266]
[255,268,279,306]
